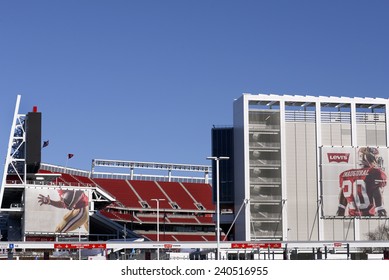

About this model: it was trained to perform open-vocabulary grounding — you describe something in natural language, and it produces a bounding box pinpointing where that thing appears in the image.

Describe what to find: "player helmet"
[62,190,76,209]
[358,147,382,168]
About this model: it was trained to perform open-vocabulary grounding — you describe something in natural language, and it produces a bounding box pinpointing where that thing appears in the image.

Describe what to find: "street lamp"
[207,156,229,260]
[78,227,81,260]
[151,198,165,260]
[123,223,127,260]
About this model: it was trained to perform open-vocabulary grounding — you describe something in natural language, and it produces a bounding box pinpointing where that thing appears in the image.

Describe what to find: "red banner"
[54,243,106,249]
[231,243,282,249]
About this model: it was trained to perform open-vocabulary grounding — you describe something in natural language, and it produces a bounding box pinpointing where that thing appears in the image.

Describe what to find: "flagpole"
[65,154,74,172]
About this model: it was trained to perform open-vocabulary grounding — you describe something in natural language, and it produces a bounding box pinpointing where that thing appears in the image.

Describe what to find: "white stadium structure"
[0,94,389,260]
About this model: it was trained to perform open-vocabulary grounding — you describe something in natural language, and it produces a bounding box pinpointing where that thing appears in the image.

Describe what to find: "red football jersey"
[339,167,386,216]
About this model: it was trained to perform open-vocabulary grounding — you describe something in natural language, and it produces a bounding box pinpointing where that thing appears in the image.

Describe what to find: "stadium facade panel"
[233,94,389,242]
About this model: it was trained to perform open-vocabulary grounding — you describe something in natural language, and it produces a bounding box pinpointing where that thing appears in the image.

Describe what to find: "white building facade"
[233,93,389,242]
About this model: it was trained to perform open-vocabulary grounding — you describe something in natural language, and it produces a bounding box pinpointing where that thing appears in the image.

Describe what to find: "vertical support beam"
[215,158,220,259]
[151,198,165,260]
[315,101,324,240]
[350,102,357,147]
[350,102,360,240]
[280,100,288,240]
[244,95,250,241]
[207,156,229,259]
[89,189,95,213]
[168,169,172,182]
[204,170,210,184]
[90,160,95,178]
[385,102,389,146]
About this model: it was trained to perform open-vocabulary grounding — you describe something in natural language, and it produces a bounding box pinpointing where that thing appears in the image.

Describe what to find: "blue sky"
[0,0,388,175]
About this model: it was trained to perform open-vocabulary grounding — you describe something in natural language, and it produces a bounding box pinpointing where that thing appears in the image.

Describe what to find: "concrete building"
[232,93,389,241]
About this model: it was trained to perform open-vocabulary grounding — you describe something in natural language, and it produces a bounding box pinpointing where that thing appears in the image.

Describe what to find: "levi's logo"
[327,153,350,163]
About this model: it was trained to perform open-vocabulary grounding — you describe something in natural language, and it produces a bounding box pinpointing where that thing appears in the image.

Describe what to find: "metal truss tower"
[0,95,26,207]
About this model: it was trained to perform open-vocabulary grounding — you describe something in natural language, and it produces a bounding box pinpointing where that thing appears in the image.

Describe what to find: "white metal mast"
[0,95,26,207]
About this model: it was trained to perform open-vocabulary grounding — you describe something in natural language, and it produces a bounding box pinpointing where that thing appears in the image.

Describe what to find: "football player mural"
[336,147,387,217]
[37,189,89,233]
[321,146,387,218]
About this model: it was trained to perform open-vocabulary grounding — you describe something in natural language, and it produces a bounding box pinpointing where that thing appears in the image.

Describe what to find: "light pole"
[78,227,81,260]
[151,198,165,260]
[123,223,127,260]
[207,156,229,260]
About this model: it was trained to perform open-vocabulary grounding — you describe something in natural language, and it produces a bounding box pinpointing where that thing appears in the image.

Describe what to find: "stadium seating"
[73,175,96,186]
[194,215,214,225]
[92,178,140,208]
[166,216,199,224]
[181,182,214,210]
[128,180,172,209]
[36,169,216,242]
[57,173,83,185]
[157,182,199,210]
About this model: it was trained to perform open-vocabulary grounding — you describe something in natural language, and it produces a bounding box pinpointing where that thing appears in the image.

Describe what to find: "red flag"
[68,153,74,159]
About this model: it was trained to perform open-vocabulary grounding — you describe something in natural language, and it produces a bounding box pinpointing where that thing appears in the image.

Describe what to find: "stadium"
[1,94,389,260]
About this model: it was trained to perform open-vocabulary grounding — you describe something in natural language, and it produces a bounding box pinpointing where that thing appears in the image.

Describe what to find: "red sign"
[231,243,281,249]
[327,153,350,163]
[26,236,56,242]
[54,243,106,249]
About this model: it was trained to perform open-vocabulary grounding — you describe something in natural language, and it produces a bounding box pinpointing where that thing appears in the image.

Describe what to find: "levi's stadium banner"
[24,187,89,234]
[321,146,388,218]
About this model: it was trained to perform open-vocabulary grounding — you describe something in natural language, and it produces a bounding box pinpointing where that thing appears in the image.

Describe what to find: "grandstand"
[39,162,219,242]
[0,95,220,245]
